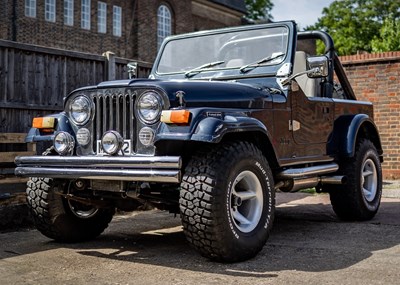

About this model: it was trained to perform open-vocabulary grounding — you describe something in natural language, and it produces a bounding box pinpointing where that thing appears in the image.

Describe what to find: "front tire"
[328,139,382,221]
[26,177,115,242]
[179,141,275,262]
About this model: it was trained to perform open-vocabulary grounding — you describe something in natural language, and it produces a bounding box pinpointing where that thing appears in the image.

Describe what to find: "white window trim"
[113,6,122,37]
[64,0,74,26]
[157,5,172,50]
[25,0,36,18]
[81,0,91,30]
[98,2,107,33]
[45,0,56,22]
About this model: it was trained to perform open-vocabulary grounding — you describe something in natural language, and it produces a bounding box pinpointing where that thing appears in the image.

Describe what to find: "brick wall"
[0,0,245,62]
[340,52,400,179]
[1,0,134,58]
[135,0,195,63]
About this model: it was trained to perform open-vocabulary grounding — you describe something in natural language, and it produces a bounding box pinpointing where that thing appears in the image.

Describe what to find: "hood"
[91,78,272,109]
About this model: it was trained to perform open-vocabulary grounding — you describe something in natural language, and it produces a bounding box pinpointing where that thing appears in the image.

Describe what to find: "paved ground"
[0,182,399,285]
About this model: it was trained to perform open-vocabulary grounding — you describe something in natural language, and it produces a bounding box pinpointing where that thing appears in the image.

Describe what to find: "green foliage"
[245,0,274,22]
[371,17,400,52]
[308,0,400,55]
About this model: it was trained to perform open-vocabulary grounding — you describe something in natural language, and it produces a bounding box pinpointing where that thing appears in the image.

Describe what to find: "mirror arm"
[281,68,320,86]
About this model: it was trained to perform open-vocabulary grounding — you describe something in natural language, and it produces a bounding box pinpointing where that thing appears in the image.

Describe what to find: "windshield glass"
[156,26,289,75]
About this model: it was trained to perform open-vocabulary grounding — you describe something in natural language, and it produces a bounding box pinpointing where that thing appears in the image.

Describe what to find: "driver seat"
[293,51,321,97]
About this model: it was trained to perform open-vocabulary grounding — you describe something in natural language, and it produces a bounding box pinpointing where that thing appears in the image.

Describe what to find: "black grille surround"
[91,88,137,154]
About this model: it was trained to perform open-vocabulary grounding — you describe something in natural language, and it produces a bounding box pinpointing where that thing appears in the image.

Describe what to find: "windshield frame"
[150,21,297,80]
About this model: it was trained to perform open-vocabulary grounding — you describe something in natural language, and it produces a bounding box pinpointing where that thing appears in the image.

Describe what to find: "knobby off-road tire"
[328,139,382,221]
[180,141,275,262]
[26,177,115,242]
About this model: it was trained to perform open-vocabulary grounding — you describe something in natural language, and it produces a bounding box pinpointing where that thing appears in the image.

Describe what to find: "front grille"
[91,89,136,152]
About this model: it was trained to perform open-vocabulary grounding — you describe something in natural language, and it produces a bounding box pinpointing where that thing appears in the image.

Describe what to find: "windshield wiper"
[184,61,225,78]
[239,52,285,74]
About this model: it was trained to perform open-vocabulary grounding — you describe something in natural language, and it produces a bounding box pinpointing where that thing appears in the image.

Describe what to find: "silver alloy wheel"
[66,183,99,219]
[67,200,99,219]
[361,158,378,202]
[230,170,264,233]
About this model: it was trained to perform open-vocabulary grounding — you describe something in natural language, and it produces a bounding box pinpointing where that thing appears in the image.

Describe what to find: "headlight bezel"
[68,94,92,126]
[136,91,163,124]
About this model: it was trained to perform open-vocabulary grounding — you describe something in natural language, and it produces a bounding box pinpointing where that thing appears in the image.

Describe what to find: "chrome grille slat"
[123,93,127,137]
[95,96,101,141]
[116,94,120,131]
[109,94,114,130]
[102,95,107,134]
[130,91,134,143]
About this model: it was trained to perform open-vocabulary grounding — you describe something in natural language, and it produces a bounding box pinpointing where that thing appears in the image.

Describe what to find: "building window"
[25,0,36,18]
[157,5,172,50]
[64,0,74,26]
[98,2,107,33]
[113,6,122,37]
[81,0,91,30]
[45,0,56,22]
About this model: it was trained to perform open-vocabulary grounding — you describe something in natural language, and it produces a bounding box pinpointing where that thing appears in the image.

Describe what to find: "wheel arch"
[328,114,383,161]
[156,117,280,171]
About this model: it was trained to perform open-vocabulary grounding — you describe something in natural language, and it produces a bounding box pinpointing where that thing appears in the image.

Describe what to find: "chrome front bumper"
[15,156,182,183]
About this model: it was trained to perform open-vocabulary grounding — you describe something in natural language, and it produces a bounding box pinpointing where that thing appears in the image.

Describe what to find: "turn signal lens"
[161,110,190,124]
[33,117,55,129]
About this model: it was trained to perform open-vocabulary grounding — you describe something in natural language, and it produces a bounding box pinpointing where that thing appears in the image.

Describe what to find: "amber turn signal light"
[161,110,190,124]
[32,117,55,129]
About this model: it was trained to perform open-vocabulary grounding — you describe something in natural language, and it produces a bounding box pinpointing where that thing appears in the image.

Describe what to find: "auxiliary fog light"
[138,127,155,146]
[76,128,91,146]
[53,132,75,155]
[101,131,124,155]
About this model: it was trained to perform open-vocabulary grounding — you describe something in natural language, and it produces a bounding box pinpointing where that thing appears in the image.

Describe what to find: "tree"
[308,0,400,55]
[245,0,274,22]
[371,17,400,52]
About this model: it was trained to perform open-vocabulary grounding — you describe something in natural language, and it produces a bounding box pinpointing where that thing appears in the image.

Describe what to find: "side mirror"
[307,56,329,78]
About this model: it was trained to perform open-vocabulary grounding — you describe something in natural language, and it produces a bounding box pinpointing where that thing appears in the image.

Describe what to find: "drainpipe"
[11,0,17,41]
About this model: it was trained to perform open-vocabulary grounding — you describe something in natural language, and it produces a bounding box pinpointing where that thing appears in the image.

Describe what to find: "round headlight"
[53,132,75,155]
[101,131,124,155]
[137,91,162,124]
[69,96,91,125]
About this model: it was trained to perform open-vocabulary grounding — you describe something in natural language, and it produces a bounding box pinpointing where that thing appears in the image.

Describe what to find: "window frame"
[45,0,56,22]
[81,0,91,30]
[25,0,37,18]
[113,5,122,37]
[64,0,74,26]
[98,1,107,33]
[157,4,172,50]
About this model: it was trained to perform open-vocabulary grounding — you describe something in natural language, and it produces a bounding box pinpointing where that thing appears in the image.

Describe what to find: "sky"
[271,0,335,29]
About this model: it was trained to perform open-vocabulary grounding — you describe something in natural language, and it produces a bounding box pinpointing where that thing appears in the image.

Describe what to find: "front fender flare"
[190,115,269,143]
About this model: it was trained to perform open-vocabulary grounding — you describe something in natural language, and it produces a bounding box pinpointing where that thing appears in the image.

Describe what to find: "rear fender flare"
[328,114,383,159]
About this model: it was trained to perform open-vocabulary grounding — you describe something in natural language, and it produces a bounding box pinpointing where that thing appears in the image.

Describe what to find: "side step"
[276,163,339,179]
[275,163,346,192]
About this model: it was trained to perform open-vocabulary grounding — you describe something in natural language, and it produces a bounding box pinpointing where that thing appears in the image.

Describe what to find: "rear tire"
[179,141,275,262]
[26,177,114,242]
[328,139,382,221]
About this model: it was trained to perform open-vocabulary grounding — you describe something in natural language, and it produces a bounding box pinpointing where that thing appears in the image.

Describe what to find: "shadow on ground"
[1,193,399,279]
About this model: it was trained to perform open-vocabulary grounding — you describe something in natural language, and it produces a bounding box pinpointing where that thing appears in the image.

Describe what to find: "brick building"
[0,0,246,62]
[340,52,400,179]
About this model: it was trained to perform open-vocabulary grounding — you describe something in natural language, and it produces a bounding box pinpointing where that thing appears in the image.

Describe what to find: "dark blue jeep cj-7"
[15,21,383,262]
